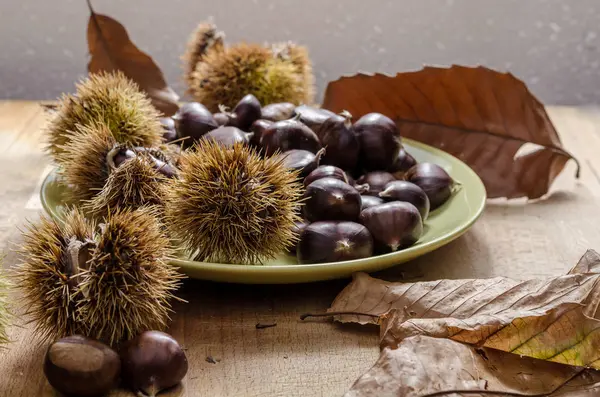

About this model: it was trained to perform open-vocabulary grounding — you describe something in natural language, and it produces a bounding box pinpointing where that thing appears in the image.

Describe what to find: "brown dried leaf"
[86,1,179,116]
[321,66,580,199]
[345,337,600,397]
[327,250,600,396]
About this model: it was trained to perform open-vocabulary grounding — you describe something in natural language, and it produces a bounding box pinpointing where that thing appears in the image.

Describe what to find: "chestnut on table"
[0,101,599,397]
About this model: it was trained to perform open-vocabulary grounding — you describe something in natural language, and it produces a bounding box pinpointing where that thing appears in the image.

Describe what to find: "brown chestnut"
[357,172,396,196]
[318,111,360,171]
[297,221,373,264]
[354,113,401,170]
[288,219,309,255]
[304,165,348,187]
[360,201,423,252]
[159,117,177,143]
[293,105,338,134]
[227,94,262,131]
[261,102,296,121]
[250,119,273,148]
[276,148,325,179]
[173,102,218,147]
[303,177,362,222]
[120,331,188,397]
[213,112,229,126]
[202,126,251,147]
[405,163,453,210]
[261,119,322,156]
[389,147,417,178]
[379,180,430,220]
[360,195,384,211]
[44,335,120,397]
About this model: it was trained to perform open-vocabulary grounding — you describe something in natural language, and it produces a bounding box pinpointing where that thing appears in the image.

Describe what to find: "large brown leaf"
[323,250,600,396]
[86,1,179,116]
[321,66,580,199]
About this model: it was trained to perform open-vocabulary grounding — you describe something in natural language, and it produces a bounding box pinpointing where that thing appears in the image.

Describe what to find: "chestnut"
[288,219,309,255]
[318,111,360,171]
[405,163,454,210]
[213,112,229,126]
[261,119,322,156]
[389,147,417,178]
[120,331,188,397]
[44,335,120,397]
[297,221,373,264]
[293,105,338,134]
[261,102,296,121]
[250,119,273,148]
[303,177,362,222]
[360,201,423,252]
[379,180,430,220]
[227,94,262,131]
[360,195,384,211]
[276,148,325,179]
[357,172,396,196]
[173,102,218,147]
[159,117,177,143]
[202,126,251,147]
[353,113,401,171]
[304,165,348,187]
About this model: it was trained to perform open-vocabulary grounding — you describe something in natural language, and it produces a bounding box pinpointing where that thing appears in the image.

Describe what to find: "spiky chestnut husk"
[182,22,225,87]
[46,71,163,162]
[76,208,183,345]
[166,140,303,264]
[59,121,117,203]
[83,155,171,220]
[270,41,314,104]
[16,210,94,341]
[187,40,314,111]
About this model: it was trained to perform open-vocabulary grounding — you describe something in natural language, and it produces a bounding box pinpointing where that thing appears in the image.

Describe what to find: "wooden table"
[1,101,600,396]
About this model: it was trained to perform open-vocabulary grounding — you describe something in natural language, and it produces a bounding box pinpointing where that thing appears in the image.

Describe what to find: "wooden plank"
[0,102,599,396]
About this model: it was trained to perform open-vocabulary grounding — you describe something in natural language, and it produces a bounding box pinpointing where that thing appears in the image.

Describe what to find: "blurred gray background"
[1,0,599,104]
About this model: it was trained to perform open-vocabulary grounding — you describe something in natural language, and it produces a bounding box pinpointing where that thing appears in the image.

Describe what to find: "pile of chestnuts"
[44,331,188,397]
[163,94,456,265]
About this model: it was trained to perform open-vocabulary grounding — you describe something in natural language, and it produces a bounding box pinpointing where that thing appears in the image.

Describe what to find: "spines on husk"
[59,121,118,203]
[83,154,171,219]
[270,41,314,103]
[17,208,182,345]
[77,208,183,345]
[46,71,163,162]
[17,210,94,341]
[183,22,225,87]
[185,27,315,111]
[166,140,303,264]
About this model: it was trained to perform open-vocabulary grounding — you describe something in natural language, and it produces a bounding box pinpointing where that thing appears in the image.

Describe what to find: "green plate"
[40,139,486,284]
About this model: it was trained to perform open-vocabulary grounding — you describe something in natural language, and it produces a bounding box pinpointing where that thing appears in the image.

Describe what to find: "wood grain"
[0,102,599,396]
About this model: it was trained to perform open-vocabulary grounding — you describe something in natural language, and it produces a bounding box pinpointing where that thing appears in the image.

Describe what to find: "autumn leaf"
[86,0,179,116]
[320,250,600,396]
[345,337,600,397]
[321,66,580,200]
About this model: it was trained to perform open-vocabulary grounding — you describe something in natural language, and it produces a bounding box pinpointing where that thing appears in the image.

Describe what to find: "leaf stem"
[300,311,380,320]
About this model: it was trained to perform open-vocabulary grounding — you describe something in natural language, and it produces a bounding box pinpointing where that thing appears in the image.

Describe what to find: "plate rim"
[40,138,486,280]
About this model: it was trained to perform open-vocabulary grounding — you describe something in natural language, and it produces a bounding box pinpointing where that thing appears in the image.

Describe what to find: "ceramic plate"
[40,138,486,284]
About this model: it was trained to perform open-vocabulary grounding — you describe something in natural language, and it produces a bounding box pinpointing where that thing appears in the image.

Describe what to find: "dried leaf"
[327,250,600,396]
[321,66,580,199]
[345,337,600,397]
[86,1,179,116]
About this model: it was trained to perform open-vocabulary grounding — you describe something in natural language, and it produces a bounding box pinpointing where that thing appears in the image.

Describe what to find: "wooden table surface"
[1,101,600,396]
